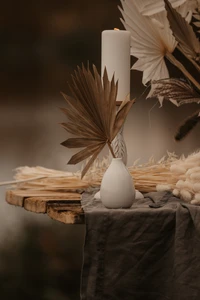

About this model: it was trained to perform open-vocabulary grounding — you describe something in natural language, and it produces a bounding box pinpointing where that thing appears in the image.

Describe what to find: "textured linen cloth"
[80,191,200,300]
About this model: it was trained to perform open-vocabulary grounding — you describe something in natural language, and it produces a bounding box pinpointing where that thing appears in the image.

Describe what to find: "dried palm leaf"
[164,0,200,61]
[148,78,200,106]
[136,0,186,17]
[175,109,200,140]
[119,0,177,85]
[61,64,134,178]
[193,10,200,33]
[138,0,194,18]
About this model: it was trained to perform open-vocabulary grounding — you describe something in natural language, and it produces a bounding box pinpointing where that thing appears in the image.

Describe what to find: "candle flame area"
[114,28,120,30]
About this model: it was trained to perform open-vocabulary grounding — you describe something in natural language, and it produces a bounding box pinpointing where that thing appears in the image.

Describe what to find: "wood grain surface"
[6,189,84,224]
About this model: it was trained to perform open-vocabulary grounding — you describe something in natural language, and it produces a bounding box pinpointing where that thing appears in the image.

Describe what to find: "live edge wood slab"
[6,189,85,224]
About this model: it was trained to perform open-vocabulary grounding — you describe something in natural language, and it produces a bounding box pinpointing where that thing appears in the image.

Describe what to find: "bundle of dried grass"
[0,166,90,192]
[83,150,200,202]
[83,153,178,192]
[129,157,177,193]
[2,154,176,193]
[2,151,200,205]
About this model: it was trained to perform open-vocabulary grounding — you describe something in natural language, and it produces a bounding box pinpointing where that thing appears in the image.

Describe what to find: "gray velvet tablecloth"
[80,191,200,300]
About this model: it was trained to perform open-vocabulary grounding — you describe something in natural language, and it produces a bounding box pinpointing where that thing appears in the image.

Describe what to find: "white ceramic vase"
[100,158,135,208]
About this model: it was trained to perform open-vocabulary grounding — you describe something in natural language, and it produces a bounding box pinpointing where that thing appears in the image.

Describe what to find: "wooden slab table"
[6,189,85,224]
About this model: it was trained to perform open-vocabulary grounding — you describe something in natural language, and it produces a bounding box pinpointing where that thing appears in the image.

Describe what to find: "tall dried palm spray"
[120,0,200,140]
[148,0,200,140]
[60,64,134,178]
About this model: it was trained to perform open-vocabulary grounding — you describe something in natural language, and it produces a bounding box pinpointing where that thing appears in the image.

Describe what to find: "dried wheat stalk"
[2,150,200,205]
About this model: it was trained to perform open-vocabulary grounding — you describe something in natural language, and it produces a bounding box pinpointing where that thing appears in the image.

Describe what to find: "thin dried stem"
[177,45,200,73]
[0,176,47,186]
[166,51,200,91]
[107,142,116,158]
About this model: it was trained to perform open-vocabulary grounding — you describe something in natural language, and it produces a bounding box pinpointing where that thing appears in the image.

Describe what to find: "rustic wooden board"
[6,189,84,224]
[24,196,81,213]
[47,204,84,224]
[6,190,81,206]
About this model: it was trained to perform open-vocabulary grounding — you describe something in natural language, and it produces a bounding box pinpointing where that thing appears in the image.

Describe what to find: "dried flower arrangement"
[2,0,200,206]
[118,0,200,202]
[120,0,200,140]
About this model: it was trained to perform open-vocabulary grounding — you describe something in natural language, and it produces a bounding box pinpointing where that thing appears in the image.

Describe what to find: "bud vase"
[100,158,135,208]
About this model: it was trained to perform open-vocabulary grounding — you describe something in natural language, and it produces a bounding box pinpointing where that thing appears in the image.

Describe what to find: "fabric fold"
[81,191,200,300]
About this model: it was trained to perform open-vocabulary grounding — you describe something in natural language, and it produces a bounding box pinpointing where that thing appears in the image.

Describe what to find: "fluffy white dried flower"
[170,164,186,174]
[173,188,180,196]
[186,166,200,176]
[180,189,192,202]
[176,180,185,189]
[194,193,200,201]
[191,199,200,205]
[186,153,200,163]
[183,180,193,191]
[156,184,172,191]
[193,183,200,193]
[190,172,200,181]
[183,162,199,169]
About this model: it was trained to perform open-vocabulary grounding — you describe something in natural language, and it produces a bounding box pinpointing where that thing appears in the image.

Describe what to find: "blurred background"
[0,0,199,299]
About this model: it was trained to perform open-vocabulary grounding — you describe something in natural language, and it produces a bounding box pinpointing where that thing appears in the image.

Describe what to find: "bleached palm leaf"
[138,0,197,24]
[135,0,186,16]
[119,0,176,85]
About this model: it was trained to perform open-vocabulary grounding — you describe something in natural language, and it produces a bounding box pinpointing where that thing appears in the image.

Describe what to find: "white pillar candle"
[101,30,131,101]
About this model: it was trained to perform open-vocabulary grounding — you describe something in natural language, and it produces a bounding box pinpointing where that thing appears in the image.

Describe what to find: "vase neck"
[111,158,123,164]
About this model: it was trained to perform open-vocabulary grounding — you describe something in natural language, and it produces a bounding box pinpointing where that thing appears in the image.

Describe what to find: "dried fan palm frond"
[148,78,200,106]
[141,0,198,20]
[119,0,200,91]
[61,64,134,178]
[119,0,177,85]
[193,9,200,33]
[164,0,200,61]
[135,0,186,16]
[175,109,200,140]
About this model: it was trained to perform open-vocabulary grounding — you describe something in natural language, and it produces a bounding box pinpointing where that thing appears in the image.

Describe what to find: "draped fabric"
[81,191,200,300]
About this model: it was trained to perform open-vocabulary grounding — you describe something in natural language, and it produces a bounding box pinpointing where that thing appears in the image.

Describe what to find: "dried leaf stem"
[177,45,200,73]
[0,176,47,186]
[166,51,200,91]
[107,142,116,158]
